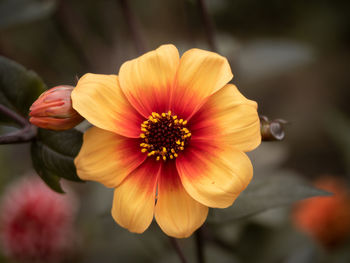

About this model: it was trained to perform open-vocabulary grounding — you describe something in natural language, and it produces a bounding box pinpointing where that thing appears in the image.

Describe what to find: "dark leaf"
[31,128,83,192]
[37,128,83,158]
[209,175,331,224]
[31,141,64,193]
[0,56,46,125]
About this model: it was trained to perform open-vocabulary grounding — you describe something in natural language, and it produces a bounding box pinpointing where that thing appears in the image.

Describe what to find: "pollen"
[139,111,191,161]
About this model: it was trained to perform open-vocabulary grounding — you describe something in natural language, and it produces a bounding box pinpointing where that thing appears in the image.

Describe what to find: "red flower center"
[140,111,191,161]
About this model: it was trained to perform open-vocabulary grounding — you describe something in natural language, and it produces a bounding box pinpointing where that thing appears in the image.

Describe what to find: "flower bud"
[29,85,83,130]
[260,115,287,141]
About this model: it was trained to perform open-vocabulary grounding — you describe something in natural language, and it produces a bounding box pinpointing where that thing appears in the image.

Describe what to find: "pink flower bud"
[0,177,78,262]
[29,86,83,130]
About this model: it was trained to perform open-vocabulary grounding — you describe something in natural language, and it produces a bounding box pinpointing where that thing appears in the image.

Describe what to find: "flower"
[29,85,84,130]
[72,44,261,238]
[0,177,78,262]
[293,176,350,249]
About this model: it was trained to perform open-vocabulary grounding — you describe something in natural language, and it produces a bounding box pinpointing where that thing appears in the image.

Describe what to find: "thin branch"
[118,0,146,55]
[195,227,206,263]
[196,1,287,141]
[53,0,92,69]
[0,105,37,144]
[169,237,188,263]
[207,232,236,252]
[204,225,237,254]
[0,104,26,126]
[197,0,218,52]
[0,125,37,144]
[0,40,6,56]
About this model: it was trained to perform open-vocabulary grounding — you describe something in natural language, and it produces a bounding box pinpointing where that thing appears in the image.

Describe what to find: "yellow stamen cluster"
[140,111,191,161]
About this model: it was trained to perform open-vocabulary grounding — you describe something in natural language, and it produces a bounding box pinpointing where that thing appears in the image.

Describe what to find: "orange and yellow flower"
[72,44,261,238]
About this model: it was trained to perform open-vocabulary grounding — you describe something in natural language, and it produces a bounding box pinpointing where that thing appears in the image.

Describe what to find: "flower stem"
[197,0,218,52]
[118,0,146,55]
[53,0,93,70]
[195,226,206,263]
[0,104,26,126]
[196,2,287,141]
[169,237,188,263]
[0,104,37,144]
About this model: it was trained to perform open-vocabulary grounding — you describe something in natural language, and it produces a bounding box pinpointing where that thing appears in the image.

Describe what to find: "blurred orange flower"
[30,85,83,130]
[72,44,261,238]
[293,176,350,248]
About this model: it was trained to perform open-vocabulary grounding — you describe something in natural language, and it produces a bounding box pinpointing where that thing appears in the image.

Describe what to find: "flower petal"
[118,44,179,118]
[111,159,160,233]
[171,49,233,120]
[155,162,208,238]
[176,141,253,208]
[71,73,143,138]
[74,127,146,188]
[190,84,261,152]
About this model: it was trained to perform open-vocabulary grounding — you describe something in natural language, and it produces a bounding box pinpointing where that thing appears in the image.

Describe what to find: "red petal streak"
[115,137,148,175]
[154,161,208,238]
[118,45,179,118]
[169,89,204,121]
[75,127,147,188]
[71,74,144,138]
[123,84,172,118]
[112,159,160,233]
[159,161,181,189]
[169,49,233,121]
[176,139,253,208]
[189,84,261,152]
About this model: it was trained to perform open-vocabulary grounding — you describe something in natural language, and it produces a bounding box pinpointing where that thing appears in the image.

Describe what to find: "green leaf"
[0,0,56,30]
[31,128,83,192]
[36,128,83,158]
[31,142,64,193]
[0,56,46,125]
[209,175,331,224]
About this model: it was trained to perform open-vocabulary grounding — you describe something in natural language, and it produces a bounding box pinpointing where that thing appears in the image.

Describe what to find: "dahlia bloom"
[72,44,261,238]
[293,176,350,248]
[0,177,77,262]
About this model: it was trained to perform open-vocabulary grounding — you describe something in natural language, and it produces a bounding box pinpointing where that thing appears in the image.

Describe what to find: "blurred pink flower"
[0,177,78,262]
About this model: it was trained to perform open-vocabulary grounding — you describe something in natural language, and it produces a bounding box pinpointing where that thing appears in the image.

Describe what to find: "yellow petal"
[155,162,208,238]
[119,44,179,118]
[171,48,233,120]
[75,127,146,188]
[112,159,160,233]
[176,142,253,208]
[190,84,261,152]
[71,73,143,138]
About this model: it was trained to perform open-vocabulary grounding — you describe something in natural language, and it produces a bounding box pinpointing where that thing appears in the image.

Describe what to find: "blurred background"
[0,0,350,262]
